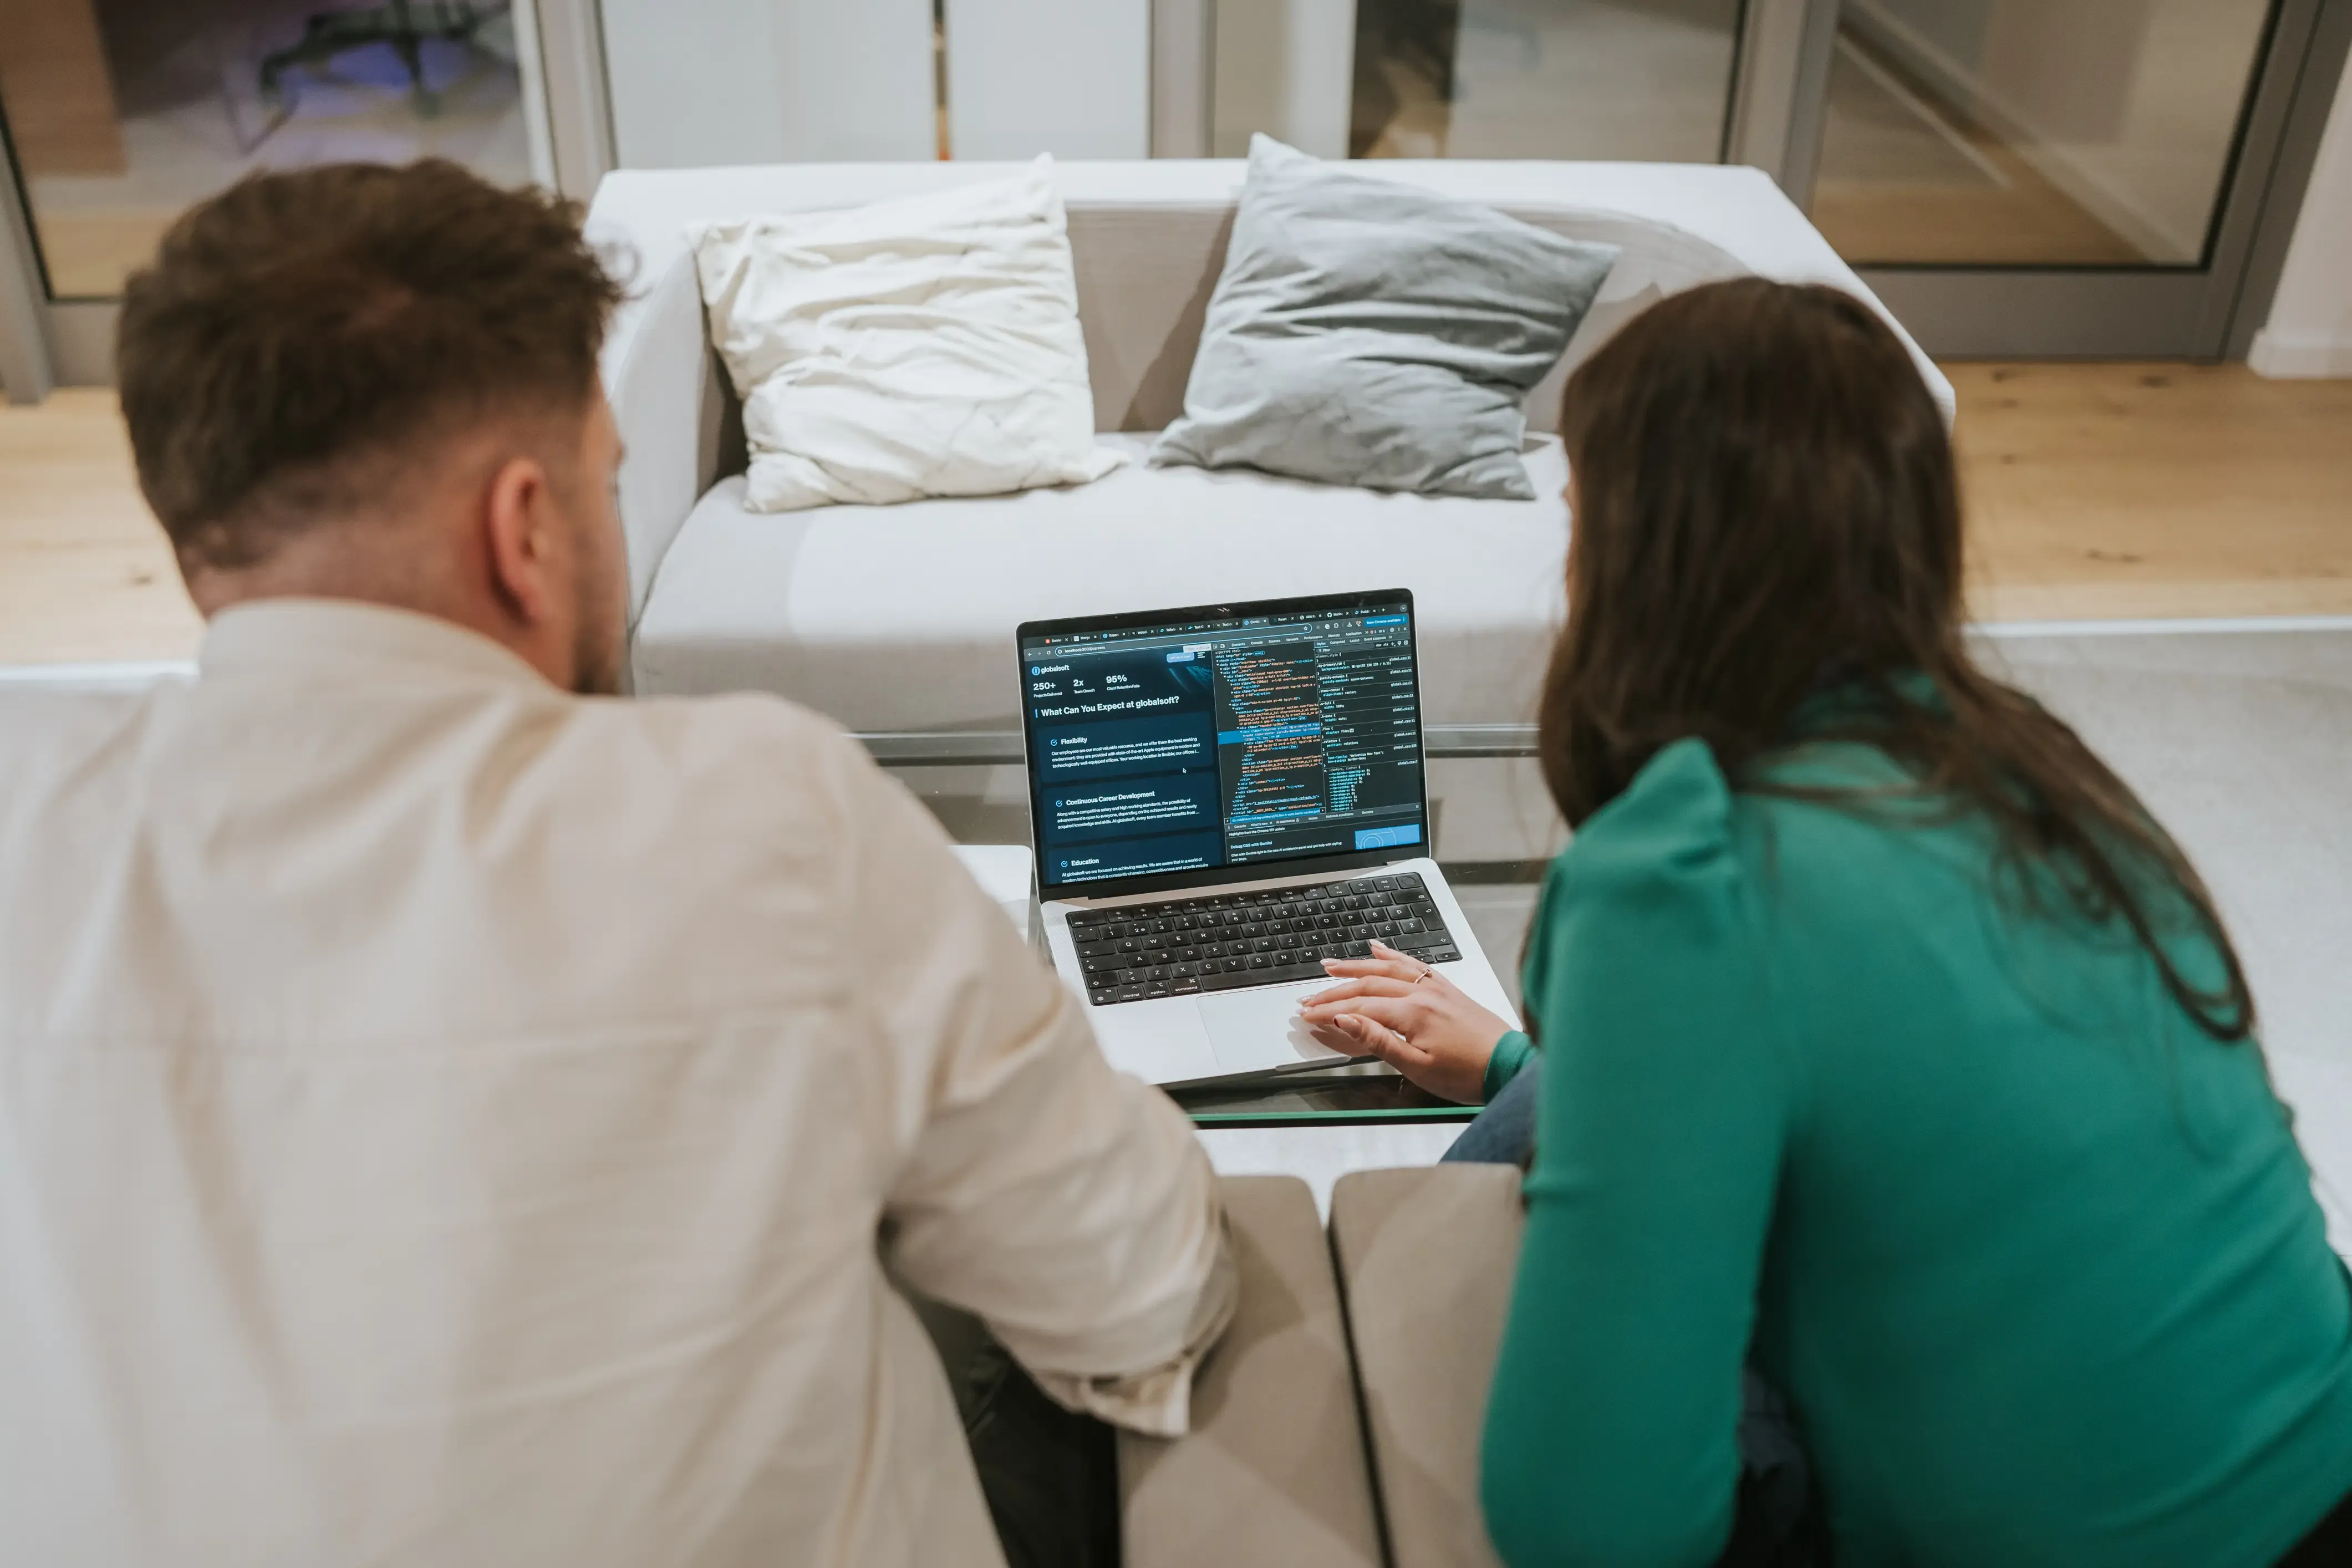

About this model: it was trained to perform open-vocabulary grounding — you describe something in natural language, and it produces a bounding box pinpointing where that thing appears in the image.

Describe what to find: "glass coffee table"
[1170,1061,1478,1128]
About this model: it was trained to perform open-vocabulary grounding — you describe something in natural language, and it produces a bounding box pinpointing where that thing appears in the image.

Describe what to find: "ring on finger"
[1410,964,1434,986]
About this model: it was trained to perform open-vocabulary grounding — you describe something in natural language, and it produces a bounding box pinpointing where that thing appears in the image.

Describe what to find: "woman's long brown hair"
[1538,278,2253,1040]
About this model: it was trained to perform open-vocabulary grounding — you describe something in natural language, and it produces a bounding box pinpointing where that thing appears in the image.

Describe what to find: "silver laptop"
[1017,589,1519,1088]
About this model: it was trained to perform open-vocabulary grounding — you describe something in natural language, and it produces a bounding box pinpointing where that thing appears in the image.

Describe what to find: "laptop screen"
[1017,590,1429,894]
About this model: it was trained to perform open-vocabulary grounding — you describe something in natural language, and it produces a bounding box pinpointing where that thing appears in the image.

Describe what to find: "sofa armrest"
[1119,1175,1385,1568]
[1328,1164,1527,1568]
[606,250,734,629]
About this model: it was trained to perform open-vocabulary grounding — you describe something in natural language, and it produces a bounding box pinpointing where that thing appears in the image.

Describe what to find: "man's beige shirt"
[0,600,1228,1567]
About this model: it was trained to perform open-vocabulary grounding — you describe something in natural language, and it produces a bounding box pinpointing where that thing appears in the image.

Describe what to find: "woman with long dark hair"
[1299,279,2352,1565]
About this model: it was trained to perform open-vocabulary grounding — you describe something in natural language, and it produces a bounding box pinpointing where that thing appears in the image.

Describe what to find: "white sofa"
[590,160,1953,754]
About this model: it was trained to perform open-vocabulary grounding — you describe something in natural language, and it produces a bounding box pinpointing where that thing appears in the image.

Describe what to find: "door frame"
[0,103,53,403]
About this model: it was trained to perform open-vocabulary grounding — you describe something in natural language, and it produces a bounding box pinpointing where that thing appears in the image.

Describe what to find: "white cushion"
[688,157,1120,511]
[631,434,1570,733]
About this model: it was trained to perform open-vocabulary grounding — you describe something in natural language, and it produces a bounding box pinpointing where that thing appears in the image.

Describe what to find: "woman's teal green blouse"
[1478,736,2352,1567]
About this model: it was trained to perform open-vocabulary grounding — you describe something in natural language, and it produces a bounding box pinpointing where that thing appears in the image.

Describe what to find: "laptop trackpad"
[1198,982,1353,1076]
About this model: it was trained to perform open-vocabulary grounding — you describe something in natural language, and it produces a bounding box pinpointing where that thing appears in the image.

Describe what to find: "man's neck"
[186,542,564,691]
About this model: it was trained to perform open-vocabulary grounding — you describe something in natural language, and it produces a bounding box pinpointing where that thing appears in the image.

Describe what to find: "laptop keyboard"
[1066,873,1463,1007]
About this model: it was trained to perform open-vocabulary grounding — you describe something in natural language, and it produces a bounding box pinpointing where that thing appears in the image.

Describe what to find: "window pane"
[0,0,537,301]
[1212,0,1743,164]
[1810,0,2278,267]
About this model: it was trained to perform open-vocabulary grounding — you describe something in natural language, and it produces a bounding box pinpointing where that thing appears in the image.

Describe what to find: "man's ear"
[482,454,557,626]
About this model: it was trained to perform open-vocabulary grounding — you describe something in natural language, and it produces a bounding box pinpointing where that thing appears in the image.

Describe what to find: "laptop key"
[1198,960,1327,992]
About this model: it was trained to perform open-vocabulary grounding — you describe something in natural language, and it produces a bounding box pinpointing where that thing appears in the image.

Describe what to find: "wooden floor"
[0,387,199,665]
[2,364,2349,667]
[1954,364,2352,623]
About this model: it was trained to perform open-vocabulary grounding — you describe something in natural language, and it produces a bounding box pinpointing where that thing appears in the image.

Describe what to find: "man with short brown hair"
[118,159,632,693]
[0,161,1228,1567]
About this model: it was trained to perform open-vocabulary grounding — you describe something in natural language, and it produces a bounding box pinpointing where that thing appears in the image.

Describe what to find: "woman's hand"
[1297,941,1515,1105]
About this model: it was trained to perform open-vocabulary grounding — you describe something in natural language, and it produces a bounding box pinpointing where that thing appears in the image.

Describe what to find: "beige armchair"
[1122,1175,1386,1568]
[1330,1165,1525,1568]
[1121,1165,1526,1568]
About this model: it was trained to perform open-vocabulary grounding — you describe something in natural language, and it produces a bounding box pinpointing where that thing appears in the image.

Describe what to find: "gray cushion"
[1329,1164,1528,1568]
[1151,136,1617,500]
[1120,1175,1384,1568]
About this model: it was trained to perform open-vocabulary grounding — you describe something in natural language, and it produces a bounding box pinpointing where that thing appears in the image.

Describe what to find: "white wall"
[945,0,1150,159]
[599,0,935,166]
[2252,47,2352,378]
[600,0,1157,167]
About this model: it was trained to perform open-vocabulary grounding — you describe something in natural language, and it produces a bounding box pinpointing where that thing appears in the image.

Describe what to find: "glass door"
[1209,0,1751,163]
[1346,0,1748,161]
[1195,0,2349,359]
[1805,0,2351,356]
[1813,1,2278,268]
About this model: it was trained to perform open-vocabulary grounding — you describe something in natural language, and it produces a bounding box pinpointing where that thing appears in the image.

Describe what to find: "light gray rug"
[1984,627,2352,1254]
